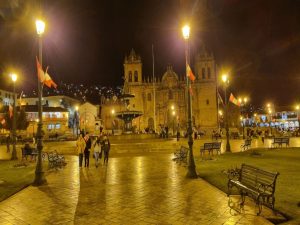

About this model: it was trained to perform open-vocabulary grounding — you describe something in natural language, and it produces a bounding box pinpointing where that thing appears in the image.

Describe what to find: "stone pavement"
[0,153,275,225]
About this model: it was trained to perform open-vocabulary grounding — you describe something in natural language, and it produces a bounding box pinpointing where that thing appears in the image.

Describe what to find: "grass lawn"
[195,148,300,223]
[0,160,35,202]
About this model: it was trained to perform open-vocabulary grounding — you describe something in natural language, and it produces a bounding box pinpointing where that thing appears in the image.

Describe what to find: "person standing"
[76,134,86,167]
[6,134,11,153]
[84,133,91,167]
[102,135,110,165]
[93,137,101,168]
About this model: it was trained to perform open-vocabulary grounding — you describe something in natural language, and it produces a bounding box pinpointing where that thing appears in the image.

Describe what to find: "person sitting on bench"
[24,142,33,161]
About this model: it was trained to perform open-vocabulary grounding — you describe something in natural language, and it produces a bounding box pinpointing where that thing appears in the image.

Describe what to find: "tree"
[2,107,29,131]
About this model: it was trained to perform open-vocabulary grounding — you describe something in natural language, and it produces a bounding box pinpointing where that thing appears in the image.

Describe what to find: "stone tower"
[124,49,142,84]
[193,46,218,129]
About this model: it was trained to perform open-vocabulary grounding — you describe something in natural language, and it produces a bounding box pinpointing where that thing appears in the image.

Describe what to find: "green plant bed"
[0,160,35,202]
[195,148,300,222]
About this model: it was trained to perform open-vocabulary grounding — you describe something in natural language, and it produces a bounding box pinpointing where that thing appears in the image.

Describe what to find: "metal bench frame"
[227,164,279,215]
[271,137,289,148]
[45,150,66,169]
[200,142,221,159]
[240,139,252,151]
[173,146,188,164]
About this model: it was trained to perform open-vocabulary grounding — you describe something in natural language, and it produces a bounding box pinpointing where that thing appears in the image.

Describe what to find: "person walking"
[93,137,101,168]
[76,134,86,167]
[261,130,265,144]
[102,135,110,165]
[84,133,92,167]
[6,135,11,153]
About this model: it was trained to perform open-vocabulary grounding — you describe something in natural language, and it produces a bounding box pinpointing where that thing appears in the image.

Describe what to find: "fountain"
[115,78,143,133]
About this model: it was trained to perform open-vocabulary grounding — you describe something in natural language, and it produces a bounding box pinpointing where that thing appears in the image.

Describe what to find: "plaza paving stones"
[0,152,275,225]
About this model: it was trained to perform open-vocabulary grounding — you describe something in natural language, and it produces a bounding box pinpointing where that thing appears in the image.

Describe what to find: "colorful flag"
[36,57,45,82]
[8,104,13,118]
[229,93,240,106]
[186,64,196,81]
[44,67,57,89]
[36,58,57,89]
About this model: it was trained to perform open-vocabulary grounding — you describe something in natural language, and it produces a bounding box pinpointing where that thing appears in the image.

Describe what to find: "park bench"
[21,147,38,161]
[227,164,279,215]
[240,139,252,151]
[200,142,221,159]
[231,132,240,139]
[45,150,66,169]
[173,146,188,164]
[271,137,289,148]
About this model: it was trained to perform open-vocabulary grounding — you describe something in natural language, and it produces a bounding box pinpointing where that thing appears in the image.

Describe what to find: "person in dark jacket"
[102,135,110,165]
[84,133,92,167]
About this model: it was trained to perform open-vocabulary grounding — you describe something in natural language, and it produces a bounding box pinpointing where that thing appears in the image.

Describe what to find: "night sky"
[0,0,300,107]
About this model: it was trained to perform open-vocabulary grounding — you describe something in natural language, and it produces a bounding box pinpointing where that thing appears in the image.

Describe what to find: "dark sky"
[0,0,300,107]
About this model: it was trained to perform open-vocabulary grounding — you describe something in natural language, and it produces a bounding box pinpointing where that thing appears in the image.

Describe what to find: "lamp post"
[238,97,248,139]
[240,116,245,139]
[33,19,47,186]
[172,110,176,136]
[11,73,17,160]
[182,24,197,178]
[222,74,231,152]
[111,109,115,135]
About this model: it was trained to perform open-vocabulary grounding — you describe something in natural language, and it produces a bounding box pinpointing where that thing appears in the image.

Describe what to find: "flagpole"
[152,44,156,134]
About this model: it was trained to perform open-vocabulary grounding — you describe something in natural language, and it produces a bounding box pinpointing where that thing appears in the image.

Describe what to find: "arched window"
[207,67,211,79]
[202,68,206,79]
[128,71,132,82]
[168,90,173,100]
[134,71,138,82]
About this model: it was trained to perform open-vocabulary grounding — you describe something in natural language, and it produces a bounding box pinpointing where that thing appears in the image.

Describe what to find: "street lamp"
[33,19,46,186]
[74,106,79,137]
[182,24,197,178]
[111,109,115,135]
[222,74,231,152]
[238,96,248,139]
[11,73,17,160]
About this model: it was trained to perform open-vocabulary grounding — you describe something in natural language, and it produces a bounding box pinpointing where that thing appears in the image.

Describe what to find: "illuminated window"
[207,67,211,79]
[55,124,61,129]
[202,68,205,79]
[134,71,138,82]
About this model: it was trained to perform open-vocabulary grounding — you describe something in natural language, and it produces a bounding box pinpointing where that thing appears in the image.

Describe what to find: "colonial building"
[101,48,218,133]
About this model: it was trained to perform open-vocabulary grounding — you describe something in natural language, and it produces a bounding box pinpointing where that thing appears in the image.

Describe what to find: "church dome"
[162,66,179,88]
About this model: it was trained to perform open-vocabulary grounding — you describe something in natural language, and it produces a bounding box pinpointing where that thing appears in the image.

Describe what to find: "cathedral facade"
[118,48,218,133]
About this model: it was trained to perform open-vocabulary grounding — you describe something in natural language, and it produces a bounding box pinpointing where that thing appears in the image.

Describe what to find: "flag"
[8,104,13,118]
[186,64,196,81]
[36,57,45,82]
[36,57,57,89]
[44,67,57,89]
[229,93,240,106]
[217,90,224,105]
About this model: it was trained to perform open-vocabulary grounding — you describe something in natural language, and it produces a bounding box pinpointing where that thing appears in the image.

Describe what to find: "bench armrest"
[226,168,241,181]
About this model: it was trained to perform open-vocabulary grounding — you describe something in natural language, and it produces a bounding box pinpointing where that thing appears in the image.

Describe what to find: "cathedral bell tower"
[124,49,142,83]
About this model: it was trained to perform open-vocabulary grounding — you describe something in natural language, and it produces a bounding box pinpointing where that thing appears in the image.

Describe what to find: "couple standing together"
[77,133,110,168]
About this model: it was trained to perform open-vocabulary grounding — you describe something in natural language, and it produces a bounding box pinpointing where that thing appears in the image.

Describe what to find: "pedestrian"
[261,130,265,144]
[165,126,169,138]
[176,130,180,141]
[6,134,11,153]
[93,137,101,167]
[102,135,110,165]
[76,134,86,167]
[84,132,92,167]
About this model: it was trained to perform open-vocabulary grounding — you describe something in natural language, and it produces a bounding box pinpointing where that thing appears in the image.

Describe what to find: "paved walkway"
[0,153,275,225]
